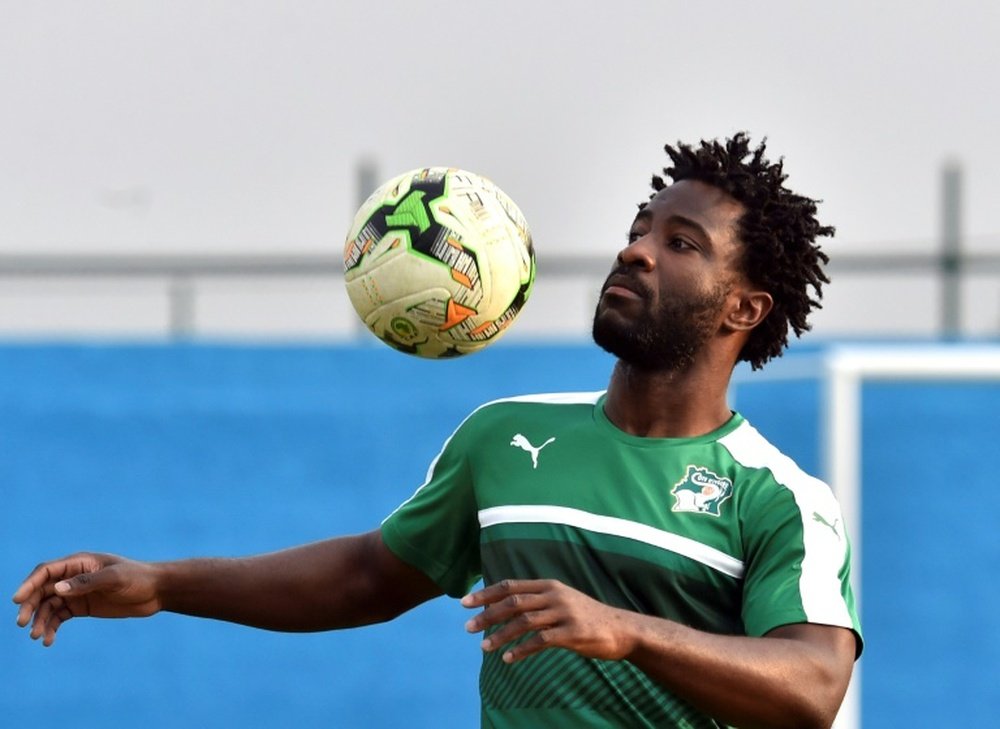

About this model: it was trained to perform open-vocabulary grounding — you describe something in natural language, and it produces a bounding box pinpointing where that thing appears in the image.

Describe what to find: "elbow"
[780,668,852,729]
[764,698,836,729]
[756,624,857,729]
[787,706,838,729]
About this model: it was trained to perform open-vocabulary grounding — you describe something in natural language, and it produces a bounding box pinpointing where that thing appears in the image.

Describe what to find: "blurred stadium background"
[3,343,999,728]
[3,3,1000,728]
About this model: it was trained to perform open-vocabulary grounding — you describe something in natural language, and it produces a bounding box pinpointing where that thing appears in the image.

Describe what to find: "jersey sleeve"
[740,472,863,655]
[380,412,482,598]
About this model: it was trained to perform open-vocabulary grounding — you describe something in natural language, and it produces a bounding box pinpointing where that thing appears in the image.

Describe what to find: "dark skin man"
[15,178,856,729]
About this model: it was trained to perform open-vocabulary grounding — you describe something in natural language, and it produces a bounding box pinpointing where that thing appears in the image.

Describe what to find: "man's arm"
[462,579,856,729]
[14,529,443,647]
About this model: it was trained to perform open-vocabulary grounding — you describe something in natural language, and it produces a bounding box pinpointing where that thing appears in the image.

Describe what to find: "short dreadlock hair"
[647,132,833,370]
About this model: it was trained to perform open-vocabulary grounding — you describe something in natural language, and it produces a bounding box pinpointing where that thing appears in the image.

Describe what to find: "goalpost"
[732,343,1000,729]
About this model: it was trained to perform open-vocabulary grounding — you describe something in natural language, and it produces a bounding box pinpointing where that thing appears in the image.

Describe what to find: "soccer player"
[14,133,861,729]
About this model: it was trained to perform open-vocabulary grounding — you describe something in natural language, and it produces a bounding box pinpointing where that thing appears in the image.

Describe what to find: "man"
[14,133,861,729]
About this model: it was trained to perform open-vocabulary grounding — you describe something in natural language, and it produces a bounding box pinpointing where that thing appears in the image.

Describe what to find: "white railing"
[1,249,998,339]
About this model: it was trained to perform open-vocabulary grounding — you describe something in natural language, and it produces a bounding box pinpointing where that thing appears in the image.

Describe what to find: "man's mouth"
[601,273,648,302]
[603,285,643,301]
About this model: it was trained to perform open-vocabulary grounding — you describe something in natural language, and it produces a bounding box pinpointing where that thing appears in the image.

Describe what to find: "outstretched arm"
[463,579,856,729]
[14,529,442,647]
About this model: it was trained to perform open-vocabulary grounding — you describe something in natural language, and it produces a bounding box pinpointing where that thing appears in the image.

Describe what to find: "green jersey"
[381,392,862,729]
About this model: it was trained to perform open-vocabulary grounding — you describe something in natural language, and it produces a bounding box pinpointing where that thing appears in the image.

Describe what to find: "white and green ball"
[344,168,535,358]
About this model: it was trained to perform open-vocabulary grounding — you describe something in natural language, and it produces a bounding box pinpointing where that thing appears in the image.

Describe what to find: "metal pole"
[350,157,379,341]
[825,355,862,729]
[941,161,962,337]
[169,275,196,339]
[356,157,379,212]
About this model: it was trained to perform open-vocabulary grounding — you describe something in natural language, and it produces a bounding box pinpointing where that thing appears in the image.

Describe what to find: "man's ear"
[724,289,773,332]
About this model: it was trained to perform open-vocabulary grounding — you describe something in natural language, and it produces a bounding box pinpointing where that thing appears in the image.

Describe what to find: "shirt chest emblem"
[509,433,556,469]
[671,465,734,517]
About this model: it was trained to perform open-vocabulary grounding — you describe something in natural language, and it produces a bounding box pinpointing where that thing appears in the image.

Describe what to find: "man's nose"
[616,235,655,271]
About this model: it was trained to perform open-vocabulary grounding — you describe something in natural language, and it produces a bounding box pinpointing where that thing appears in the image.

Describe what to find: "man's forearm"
[157,531,441,632]
[624,614,854,729]
[464,579,855,729]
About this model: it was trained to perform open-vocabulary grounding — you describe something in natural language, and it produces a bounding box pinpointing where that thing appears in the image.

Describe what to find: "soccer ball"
[343,167,536,358]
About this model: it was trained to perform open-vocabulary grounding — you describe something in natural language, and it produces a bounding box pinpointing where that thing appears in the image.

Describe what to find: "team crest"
[671,465,734,517]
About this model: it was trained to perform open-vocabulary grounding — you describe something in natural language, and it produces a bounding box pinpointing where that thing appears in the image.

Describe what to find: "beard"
[592,276,729,372]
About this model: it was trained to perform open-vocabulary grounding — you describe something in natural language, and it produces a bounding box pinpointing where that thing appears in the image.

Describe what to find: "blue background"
[3,343,998,727]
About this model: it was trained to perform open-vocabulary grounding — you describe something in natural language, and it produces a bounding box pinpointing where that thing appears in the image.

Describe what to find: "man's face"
[592,179,747,371]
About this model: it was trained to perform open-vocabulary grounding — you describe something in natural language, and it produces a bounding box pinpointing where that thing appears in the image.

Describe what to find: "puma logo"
[510,433,556,469]
[812,511,841,540]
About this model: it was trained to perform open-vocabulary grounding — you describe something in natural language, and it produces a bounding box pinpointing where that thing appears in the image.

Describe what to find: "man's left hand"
[462,579,636,664]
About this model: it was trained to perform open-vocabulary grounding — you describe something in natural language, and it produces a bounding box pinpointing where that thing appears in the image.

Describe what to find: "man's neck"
[602,358,734,438]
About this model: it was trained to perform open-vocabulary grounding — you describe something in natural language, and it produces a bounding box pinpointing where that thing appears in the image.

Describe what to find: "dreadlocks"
[648,132,833,370]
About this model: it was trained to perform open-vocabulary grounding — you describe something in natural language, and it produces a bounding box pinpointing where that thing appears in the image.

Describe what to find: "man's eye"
[668,237,693,250]
[626,230,643,243]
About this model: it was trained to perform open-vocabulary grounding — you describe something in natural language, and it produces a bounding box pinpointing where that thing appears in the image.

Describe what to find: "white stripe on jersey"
[719,420,854,628]
[479,504,746,579]
[489,391,605,405]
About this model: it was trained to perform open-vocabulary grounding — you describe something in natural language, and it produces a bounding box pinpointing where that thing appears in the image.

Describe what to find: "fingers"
[460,579,553,608]
[13,560,74,629]
[464,591,549,635]
[497,627,566,664]
[478,607,553,659]
[13,554,112,644]
[16,580,58,628]
[462,579,626,664]
[42,606,73,647]
[464,580,565,663]
[13,554,103,606]
[30,595,74,647]
[13,560,68,607]
[53,567,118,597]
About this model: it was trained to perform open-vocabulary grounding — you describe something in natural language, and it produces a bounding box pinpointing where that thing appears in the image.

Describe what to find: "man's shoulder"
[720,417,831,496]
[472,390,604,415]
[480,390,605,407]
[458,390,604,433]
